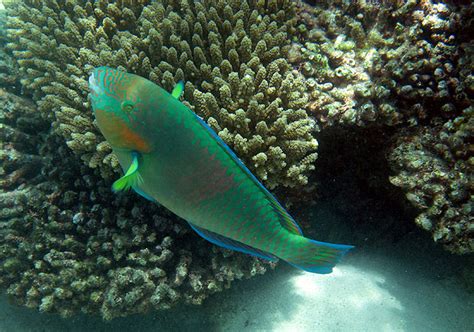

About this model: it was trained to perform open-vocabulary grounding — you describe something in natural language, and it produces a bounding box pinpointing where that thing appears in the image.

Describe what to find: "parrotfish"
[88,66,353,274]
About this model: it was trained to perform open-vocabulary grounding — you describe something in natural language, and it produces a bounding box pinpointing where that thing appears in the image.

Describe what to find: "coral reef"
[388,107,473,254]
[292,0,473,127]
[0,89,274,320]
[289,0,474,254]
[5,0,318,189]
[262,0,474,254]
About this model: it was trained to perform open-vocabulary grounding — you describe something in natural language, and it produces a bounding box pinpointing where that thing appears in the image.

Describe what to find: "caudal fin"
[284,237,354,274]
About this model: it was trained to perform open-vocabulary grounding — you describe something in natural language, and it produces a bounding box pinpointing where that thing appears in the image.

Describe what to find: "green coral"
[0,88,274,320]
[5,0,318,189]
[388,107,473,254]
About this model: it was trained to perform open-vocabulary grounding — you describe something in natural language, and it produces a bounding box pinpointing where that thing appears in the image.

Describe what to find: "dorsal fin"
[171,81,184,99]
[189,112,304,236]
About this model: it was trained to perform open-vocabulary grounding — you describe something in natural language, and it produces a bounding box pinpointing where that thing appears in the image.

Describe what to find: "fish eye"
[121,100,135,113]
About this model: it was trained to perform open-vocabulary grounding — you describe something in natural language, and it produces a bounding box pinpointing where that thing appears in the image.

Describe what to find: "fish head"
[89,66,153,153]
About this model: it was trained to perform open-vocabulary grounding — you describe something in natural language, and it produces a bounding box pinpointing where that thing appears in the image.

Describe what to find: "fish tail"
[283,236,354,274]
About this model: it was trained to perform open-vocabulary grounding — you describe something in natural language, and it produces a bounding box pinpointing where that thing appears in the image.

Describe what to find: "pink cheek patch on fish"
[95,108,151,153]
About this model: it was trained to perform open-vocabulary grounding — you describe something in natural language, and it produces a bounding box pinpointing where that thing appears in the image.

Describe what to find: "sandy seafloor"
[1,199,472,332]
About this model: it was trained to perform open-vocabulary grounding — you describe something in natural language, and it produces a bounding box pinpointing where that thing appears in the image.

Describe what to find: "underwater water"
[1,0,473,331]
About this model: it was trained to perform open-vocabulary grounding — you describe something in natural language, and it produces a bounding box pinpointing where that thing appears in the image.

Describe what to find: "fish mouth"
[88,71,101,97]
[88,71,102,112]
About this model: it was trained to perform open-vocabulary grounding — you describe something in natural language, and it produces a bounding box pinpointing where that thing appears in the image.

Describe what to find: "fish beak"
[88,72,100,97]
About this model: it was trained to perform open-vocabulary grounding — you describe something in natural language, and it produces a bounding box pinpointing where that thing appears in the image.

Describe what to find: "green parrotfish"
[88,66,353,274]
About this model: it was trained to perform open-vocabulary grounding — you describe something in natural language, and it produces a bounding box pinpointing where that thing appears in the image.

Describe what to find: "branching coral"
[5,0,318,189]
[0,88,274,319]
[0,9,19,92]
[292,0,473,127]
[388,107,473,254]
[0,89,45,189]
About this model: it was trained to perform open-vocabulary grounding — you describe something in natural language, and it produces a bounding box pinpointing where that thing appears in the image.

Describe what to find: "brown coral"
[388,107,473,254]
[5,0,318,189]
[293,0,473,127]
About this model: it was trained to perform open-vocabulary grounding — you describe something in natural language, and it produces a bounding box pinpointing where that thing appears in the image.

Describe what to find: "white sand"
[1,230,473,331]
[209,251,473,331]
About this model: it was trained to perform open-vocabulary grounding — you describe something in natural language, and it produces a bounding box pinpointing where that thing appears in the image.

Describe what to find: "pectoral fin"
[112,152,143,192]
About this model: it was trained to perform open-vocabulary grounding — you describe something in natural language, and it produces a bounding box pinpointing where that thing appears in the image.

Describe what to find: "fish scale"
[89,67,354,273]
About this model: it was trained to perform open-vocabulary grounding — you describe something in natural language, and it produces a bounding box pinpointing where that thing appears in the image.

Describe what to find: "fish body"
[89,67,353,273]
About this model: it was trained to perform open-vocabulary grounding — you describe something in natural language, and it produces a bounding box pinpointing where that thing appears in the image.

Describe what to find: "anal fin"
[133,187,159,204]
[188,222,277,262]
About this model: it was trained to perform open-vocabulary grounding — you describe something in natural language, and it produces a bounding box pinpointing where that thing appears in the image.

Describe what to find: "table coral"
[388,107,473,254]
[0,89,274,319]
[5,0,318,189]
[293,0,473,127]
